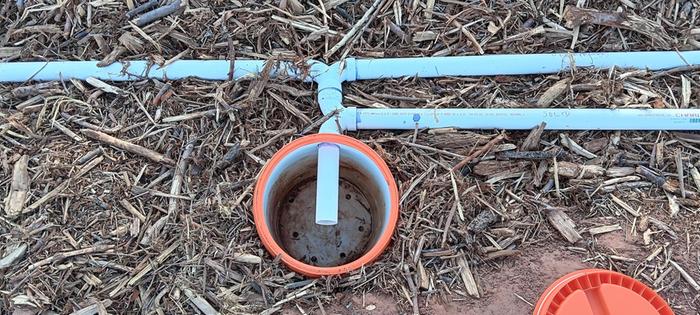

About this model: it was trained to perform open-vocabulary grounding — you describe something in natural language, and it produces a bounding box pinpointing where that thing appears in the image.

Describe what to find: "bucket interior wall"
[263,144,389,267]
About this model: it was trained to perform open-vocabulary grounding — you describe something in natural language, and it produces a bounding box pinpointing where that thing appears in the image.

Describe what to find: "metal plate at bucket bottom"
[277,178,373,267]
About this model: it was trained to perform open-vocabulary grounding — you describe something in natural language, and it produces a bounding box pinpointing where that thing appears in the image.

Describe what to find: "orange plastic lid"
[534,269,673,315]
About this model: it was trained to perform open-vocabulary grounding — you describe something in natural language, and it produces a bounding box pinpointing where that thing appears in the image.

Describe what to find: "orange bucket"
[534,269,673,315]
[252,134,399,277]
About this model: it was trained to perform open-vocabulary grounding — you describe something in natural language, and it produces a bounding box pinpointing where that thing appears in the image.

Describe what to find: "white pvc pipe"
[0,60,307,82]
[348,51,700,80]
[354,108,700,130]
[315,143,340,225]
[3,52,700,230]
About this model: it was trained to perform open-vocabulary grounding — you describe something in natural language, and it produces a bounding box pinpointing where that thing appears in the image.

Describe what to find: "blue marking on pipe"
[413,114,421,122]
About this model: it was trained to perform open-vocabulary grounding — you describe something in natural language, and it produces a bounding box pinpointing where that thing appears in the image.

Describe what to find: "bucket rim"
[253,133,399,277]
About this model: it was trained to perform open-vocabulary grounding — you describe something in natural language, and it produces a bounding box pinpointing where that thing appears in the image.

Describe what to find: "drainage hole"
[311,256,318,263]
[292,232,299,238]
[358,226,364,232]
[345,194,351,200]
[340,252,346,258]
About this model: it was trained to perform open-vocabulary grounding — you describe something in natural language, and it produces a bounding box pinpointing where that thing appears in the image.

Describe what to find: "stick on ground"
[81,129,175,165]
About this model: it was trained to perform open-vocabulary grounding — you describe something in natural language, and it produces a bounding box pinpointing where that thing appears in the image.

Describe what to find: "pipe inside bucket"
[315,142,340,225]
[259,138,393,269]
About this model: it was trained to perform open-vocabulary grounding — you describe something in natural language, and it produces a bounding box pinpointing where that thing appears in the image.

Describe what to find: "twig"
[610,195,641,217]
[402,265,420,315]
[81,129,175,165]
[563,5,672,48]
[126,0,159,19]
[560,133,597,159]
[76,147,103,165]
[52,120,83,142]
[62,113,122,134]
[452,133,506,172]
[441,202,457,248]
[249,129,296,154]
[131,0,184,27]
[120,200,147,222]
[125,241,179,288]
[651,65,700,79]
[168,141,195,216]
[670,260,700,291]
[449,171,465,221]
[24,181,70,214]
[676,149,685,198]
[28,245,115,270]
[325,0,383,58]
[299,108,339,135]
[451,19,483,54]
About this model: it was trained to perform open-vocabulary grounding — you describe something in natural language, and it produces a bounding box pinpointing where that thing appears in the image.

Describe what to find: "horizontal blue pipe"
[4,51,700,83]
[0,60,313,82]
[355,108,700,130]
[349,51,700,80]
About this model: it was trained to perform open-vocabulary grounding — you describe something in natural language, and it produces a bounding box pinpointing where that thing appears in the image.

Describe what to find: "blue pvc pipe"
[348,51,700,80]
[315,143,340,225]
[0,60,306,82]
[354,108,700,130]
[3,52,700,230]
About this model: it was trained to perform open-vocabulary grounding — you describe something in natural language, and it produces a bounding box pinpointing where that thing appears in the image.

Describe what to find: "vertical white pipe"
[354,108,700,130]
[315,143,340,225]
[312,62,346,226]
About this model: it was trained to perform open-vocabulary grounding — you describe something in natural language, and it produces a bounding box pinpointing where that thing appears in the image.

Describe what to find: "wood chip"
[182,286,220,315]
[546,207,582,243]
[588,224,621,236]
[537,78,570,107]
[550,161,605,178]
[457,254,479,298]
[233,253,262,264]
[521,122,546,151]
[413,31,437,42]
[690,164,700,191]
[560,134,597,159]
[69,299,112,315]
[4,155,30,219]
[0,243,27,269]
[86,77,127,95]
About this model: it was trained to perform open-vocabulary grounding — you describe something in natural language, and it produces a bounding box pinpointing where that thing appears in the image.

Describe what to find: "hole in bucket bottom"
[271,166,383,268]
